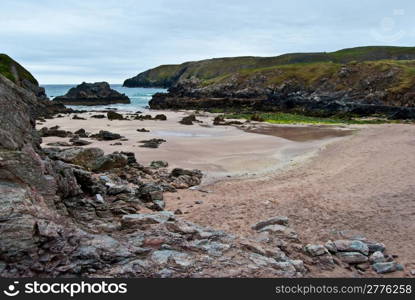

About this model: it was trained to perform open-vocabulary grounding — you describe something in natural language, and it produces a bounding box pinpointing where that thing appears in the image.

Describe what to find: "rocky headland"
[54,82,131,106]
[123,46,415,119]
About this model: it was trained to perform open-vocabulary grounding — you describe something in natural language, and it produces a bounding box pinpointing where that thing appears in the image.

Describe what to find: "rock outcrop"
[54,82,130,106]
[0,54,72,118]
[148,60,415,119]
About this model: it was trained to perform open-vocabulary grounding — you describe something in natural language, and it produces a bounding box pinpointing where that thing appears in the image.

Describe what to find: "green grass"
[0,54,38,85]
[126,46,415,87]
[224,112,400,125]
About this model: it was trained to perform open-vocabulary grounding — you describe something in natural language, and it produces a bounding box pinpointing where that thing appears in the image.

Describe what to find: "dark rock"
[252,216,289,231]
[154,114,167,121]
[47,141,72,147]
[91,153,128,172]
[91,130,122,141]
[137,128,150,132]
[333,240,369,255]
[305,244,328,257]
[369,251,386,264]
[39,127,73,138]
[119,151,137,164]
[53,82,130,106]
[180,114,198,125]
[73,114,86,120]
[336,252,368,264]
[91,114,106,119]
[372,262,404,274]
[107,111,124,120]
[139,138,166,148]
[72,139,92,146]
[150,160,169,168]
[74,128,88,138]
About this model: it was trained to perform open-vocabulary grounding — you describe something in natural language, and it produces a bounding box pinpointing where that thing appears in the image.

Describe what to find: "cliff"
[0,54,71,117]
[124,46,415,88]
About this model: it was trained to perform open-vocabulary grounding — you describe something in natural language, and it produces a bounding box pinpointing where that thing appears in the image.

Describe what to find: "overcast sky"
[1,0,414,84]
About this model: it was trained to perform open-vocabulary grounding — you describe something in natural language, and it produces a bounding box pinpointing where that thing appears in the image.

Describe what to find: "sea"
[42,84,166,112]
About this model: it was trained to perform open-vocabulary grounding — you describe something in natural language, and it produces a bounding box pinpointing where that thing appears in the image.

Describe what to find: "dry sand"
[39,110,350,183]
[39,111,415,276]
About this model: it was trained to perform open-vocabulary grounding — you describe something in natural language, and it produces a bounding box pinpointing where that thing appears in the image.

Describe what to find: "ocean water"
[42,84,166,112]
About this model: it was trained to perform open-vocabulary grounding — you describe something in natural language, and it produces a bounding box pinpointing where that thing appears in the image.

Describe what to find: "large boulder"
[53,82,130,106]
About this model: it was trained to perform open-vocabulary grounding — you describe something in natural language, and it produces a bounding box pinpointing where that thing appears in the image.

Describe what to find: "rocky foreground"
[53,82,130,106]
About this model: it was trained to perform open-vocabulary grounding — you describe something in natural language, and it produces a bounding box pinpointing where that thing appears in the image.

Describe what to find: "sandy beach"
[38,111,415,276]
[39,110,352,183]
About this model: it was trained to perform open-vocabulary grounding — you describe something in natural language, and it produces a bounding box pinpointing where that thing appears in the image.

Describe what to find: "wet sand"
[39,110,351,183]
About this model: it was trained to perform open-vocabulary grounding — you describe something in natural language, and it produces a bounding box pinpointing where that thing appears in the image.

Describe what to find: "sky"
[1,0,414,84]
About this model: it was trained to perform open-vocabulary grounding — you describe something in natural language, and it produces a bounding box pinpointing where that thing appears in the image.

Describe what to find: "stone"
[91,153,128,172]
[372,262,404,274]
[305,244,328,257]
[91,130,122,141]
[179,114,198,125]
[336,252,368,264]
[53,82,130,106]
[121,212,175,228]
[45,147,105,169]
[72,139,92,146]
[366,242,386,253]
[154,114,167,121]
[72,114,86,120]
[334,240,369,255]
[251,216,289,231]
[74,128,88,137]
[369,251,386,264]
[150,160,169,168]
[107,111,124,120]
[139,139,166,148]
[324,240,337,253]
[258,224,298,240]
[107,185,132,196]
[95,194,105,204]
[137,128,150,132]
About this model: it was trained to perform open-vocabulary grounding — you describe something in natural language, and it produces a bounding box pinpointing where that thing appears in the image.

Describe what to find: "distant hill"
[123,46,415,88]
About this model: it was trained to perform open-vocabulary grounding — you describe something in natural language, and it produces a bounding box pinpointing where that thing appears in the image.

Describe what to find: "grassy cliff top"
[0,54,38,86]
[123,46,415,87]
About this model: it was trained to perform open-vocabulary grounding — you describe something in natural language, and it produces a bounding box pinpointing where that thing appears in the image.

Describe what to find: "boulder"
[305,244,328,257]
[53,82,130,106]
[369,251,386,264]
[150,160,169,168]
[107,111,124,120]
[336,252,368,264]
[91,153,128,172]
[139,138,166,148]
[252,216,289,231]
[121,212,175,228]
[91,130,122,141]
[45,147,105,169]
[333,240,369,255]
[372,262,404,274]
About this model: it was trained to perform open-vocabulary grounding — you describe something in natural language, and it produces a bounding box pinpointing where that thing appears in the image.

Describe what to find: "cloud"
[1,0,414,83]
